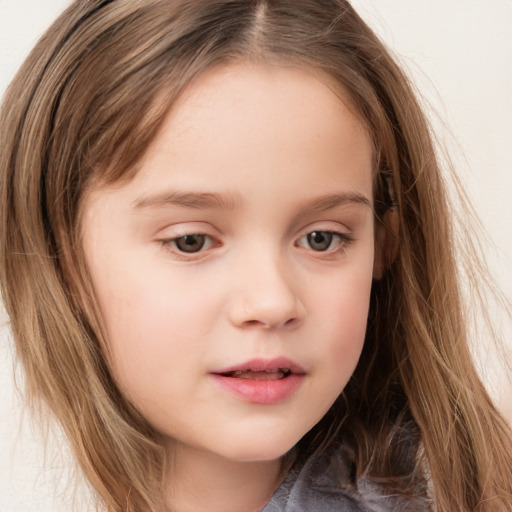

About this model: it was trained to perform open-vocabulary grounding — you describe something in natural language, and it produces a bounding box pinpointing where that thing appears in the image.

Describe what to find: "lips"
[210,358,305,404]
[221,368,292,380]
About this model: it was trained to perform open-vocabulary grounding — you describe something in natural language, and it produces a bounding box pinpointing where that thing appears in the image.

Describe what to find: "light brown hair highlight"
[1,1,511,511]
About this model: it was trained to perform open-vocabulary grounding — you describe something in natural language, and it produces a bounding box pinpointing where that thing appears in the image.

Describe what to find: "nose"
[227,255,305,330]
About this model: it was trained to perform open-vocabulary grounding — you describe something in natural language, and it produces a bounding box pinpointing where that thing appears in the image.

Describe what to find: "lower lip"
[210,374,304,404]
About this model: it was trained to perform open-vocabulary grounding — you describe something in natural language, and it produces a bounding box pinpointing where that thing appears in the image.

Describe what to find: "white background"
[1,1,511,511]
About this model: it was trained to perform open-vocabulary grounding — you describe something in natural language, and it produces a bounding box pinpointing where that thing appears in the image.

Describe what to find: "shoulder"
[262,442,432,512]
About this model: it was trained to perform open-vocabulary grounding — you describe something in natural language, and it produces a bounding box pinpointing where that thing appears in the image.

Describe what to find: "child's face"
[82,63,375,463]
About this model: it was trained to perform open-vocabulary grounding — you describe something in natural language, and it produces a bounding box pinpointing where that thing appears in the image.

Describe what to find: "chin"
[217,430,302,463]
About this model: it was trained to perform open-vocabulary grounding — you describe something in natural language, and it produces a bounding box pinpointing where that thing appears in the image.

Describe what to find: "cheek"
[328,275,372,346]
[92,255,236,415]
[309,263,373,388]
[312,250,373,329]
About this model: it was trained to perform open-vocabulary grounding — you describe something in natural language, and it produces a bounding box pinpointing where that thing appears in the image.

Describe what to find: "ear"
[373,207,399,279]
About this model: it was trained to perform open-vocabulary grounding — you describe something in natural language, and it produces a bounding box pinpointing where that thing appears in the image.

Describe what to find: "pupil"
[175,234,205,253]
[308,231,332,251]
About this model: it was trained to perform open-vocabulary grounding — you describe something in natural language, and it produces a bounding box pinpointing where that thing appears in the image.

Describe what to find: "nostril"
[243,319,263,328]
[283,317,300,328]
[241,316,301,329]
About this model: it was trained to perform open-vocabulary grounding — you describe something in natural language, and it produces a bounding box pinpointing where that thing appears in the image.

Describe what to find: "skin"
[82,62,378,512]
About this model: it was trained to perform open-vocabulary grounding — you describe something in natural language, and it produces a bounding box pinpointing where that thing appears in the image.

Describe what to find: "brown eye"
[174,234,206,253]
[306,231,333,251]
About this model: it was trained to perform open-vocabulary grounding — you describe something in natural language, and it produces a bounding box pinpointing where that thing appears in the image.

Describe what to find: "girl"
[1,1,511,511]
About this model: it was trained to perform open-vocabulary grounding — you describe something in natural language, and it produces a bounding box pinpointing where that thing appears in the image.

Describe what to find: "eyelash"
[160,233,217,260]
[295,231,354,254]
[159,230,354,260]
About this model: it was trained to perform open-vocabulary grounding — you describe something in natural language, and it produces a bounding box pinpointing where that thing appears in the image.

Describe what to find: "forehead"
[84,61,373,214]
[161,61,362,138]
[130,62,372,189]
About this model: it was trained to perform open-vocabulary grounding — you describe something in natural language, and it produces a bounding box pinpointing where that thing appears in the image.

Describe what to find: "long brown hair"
[1,1,511,511]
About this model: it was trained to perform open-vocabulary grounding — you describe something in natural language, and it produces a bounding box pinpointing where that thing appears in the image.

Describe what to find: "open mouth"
[218,368,293,380]
[211,358,305,403]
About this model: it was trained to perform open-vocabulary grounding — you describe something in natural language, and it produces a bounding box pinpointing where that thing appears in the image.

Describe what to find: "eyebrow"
[133,191,241,210]
[300,192,372,211]
[133,190,371,211]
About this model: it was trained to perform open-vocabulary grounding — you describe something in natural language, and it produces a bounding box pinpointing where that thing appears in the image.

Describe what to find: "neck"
[164,443,285,512]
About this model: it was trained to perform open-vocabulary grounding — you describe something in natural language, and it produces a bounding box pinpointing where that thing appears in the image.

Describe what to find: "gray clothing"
[261,444,432,512]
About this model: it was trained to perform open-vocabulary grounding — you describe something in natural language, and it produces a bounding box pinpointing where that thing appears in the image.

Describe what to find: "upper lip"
[211,357,306,375]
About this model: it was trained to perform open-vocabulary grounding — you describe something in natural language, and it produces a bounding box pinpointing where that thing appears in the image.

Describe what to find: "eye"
[158,226,220,260]
[172,234,208,253]
[297,230,353,252]
[306,231,333,251]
